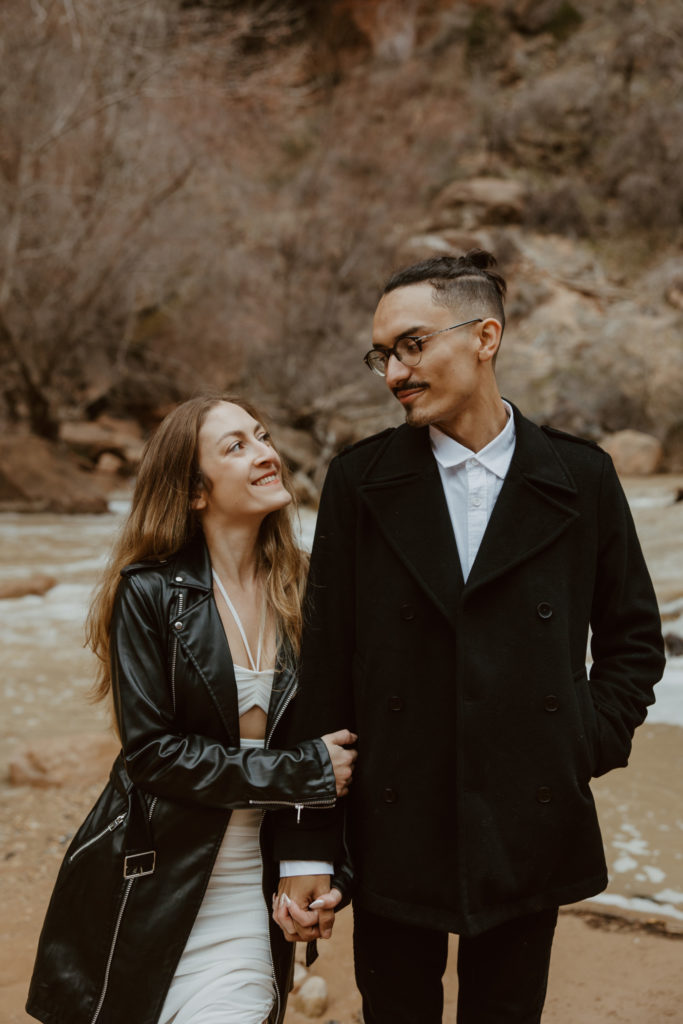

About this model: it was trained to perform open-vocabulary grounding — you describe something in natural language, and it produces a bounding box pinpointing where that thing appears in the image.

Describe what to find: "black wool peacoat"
[274,403,665,937]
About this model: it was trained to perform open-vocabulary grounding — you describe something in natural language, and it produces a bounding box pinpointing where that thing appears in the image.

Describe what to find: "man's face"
[371,282,487,433]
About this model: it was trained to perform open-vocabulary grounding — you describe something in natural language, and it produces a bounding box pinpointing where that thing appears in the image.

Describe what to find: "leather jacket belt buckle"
[123,850,156,879]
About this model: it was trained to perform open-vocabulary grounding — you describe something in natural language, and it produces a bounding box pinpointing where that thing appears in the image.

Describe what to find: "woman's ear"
[191,491,207,511]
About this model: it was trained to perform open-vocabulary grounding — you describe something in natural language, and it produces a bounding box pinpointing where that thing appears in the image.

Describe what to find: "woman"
[26,394,356,1024]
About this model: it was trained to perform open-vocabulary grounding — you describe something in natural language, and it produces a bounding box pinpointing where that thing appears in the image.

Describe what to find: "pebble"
[292,961,308,993]
[664,632,683,657]
[296,975,329,1017]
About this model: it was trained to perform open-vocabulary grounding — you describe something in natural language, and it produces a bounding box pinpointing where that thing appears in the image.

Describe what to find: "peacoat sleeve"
[588,453,666,776]
[110,574,337,811]
[272,453,358,862]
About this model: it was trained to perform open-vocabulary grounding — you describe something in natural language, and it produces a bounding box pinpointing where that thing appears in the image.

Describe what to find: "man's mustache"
[392,381,429,398]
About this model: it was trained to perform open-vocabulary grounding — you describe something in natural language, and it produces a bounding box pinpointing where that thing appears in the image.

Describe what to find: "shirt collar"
[429,400,516,478]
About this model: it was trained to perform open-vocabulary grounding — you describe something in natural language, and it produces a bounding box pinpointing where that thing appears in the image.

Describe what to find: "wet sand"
[2,476,682,1023]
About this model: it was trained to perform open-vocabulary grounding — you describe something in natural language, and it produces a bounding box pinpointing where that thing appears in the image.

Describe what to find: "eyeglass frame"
[363,318,484,377]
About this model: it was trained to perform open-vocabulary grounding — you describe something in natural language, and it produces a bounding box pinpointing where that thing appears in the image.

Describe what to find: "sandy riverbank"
[2,475,682,1023]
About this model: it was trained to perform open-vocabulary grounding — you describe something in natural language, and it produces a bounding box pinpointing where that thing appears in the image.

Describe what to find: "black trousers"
[353,905,558,1024]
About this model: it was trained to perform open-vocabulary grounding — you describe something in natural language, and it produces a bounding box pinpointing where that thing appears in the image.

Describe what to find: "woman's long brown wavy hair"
[86,394,308,702]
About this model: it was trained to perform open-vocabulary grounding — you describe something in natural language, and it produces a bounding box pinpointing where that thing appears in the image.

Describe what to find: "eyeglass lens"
[367,338,421,375]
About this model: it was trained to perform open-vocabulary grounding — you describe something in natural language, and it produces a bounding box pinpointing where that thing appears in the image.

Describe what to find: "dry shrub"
[1,0,682,442]
[0,0,307,435]
[525,182,590,238]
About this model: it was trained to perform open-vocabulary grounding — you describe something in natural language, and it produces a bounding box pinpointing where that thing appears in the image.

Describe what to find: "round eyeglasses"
[363,319,483,377]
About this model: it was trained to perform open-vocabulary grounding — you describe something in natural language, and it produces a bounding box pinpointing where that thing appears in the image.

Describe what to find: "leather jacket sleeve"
[110,574,337,810]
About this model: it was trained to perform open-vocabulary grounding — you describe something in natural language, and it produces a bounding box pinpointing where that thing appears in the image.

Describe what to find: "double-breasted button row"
[536,786,552,804]
[537,602,553,619]
[388,696,404,712]
[400,604,415,621]
[382,787,398,803]
[543,694,559,712]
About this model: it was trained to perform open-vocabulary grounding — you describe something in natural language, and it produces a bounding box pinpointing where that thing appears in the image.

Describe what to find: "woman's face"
[192,402,292,526]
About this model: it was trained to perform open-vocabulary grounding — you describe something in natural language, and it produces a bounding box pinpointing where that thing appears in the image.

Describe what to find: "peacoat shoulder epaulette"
[120,558,169,578]
[338,426,396,459]
[541,424,601,450]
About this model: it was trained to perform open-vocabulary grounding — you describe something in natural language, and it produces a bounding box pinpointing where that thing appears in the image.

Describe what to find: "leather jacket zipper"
[252,683,335,822]
[89,796,158,1024]
[255,686,297,1024]
[248,797,336,822]
[90,585,183,1021]
[255,770,280,1019]
[170,592,184,713]
[257,810,281,1023]
[68,813,126,864]
[266,678,297,747]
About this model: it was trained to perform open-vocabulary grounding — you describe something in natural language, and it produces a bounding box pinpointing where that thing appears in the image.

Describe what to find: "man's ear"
[477,318,502,363]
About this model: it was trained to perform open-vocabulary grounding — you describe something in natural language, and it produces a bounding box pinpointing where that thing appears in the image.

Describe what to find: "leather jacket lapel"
[170,536,241,743]
[168,534,299,746]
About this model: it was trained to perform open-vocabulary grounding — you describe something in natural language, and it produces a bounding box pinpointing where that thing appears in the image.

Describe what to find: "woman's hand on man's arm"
[320,729,357,796]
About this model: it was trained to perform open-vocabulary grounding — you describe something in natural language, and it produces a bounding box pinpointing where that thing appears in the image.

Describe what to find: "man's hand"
[273,874,342,942]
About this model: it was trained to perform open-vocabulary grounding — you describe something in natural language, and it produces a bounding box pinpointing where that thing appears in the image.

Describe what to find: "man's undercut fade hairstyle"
[382,249,507,335]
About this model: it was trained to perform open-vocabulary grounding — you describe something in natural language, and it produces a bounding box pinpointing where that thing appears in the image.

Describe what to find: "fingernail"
[280,892,291,906]
[309,898,324,908]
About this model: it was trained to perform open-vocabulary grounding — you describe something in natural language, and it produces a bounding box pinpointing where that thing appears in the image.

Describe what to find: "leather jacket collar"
[163,533,299,741]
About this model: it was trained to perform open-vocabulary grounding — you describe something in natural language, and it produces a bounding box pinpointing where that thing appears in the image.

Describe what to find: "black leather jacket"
[26,533,338,1024]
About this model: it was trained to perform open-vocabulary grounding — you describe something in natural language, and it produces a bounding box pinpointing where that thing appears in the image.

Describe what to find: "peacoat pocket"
[572,666,600,777]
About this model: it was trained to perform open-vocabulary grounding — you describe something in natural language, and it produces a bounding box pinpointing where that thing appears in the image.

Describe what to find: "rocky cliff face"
[1,0,681,496]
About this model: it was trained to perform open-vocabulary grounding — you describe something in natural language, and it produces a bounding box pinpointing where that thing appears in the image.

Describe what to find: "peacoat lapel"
[464,404,580,595]
[357,406,583,624]
[358,424,463,631]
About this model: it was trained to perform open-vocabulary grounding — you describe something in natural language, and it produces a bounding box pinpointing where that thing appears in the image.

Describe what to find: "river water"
[2,484,683,925]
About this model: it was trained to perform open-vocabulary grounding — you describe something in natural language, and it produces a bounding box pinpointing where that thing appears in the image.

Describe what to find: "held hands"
[272,730,354,942]
[320,729,357,796]
[272,875,342,942]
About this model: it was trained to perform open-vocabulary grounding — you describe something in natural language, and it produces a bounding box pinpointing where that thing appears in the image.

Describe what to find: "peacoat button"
[400,604,415,621]
[536,786,552,804]
[537,602,553,619]
[174,621,183,630]
[382,787,398,803]
[544,694,559,712]
[388,696,404,712]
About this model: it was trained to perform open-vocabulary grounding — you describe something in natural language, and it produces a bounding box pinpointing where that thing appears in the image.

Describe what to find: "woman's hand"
[321,729,357,796]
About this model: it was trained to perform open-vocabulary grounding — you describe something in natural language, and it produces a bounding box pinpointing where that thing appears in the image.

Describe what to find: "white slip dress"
[158,573,276,1024]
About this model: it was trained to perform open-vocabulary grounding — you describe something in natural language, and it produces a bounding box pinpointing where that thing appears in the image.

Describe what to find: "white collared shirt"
[281,401,516,879]
[430,400,516,581]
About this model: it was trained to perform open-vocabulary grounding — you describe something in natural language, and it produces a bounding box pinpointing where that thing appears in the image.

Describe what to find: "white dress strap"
[212,569,266,672]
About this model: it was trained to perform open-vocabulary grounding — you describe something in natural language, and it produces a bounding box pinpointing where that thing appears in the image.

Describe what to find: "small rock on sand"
[0,574,57,599]
[600,430,663,476]
[8,733,119,788]
[296,975,329,1017]
[291,962,308,993]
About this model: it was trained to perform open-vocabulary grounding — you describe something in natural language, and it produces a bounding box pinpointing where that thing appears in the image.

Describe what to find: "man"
[273,250,665,1022]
